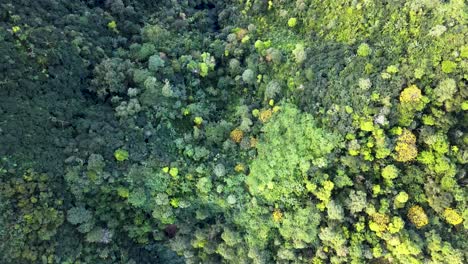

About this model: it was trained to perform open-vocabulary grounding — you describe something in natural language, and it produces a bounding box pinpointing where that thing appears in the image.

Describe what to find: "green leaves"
[441,60,457,73]
[247,103,339,204]
[197,177,213,195]
[357,43,371,57]
[67,206,92,225]
[128,188,147,208]
[114,148,129,162]
[279,203,320,248]
[67,206,95,233]
[148,54,165,72]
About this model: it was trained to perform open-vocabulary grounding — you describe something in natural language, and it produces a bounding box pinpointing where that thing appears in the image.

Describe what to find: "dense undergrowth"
[0,0,467,263]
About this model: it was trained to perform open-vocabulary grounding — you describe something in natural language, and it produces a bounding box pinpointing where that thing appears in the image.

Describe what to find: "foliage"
[395,129,418,162]
[0,169,64,262]
[247,103,339,205]
[1,0,467,263]
[443,208,463,226]
[407,205,429,229]
[114,148,129,162]
[279,203,320,248]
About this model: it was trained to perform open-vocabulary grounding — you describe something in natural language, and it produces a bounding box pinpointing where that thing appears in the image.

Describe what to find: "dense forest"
[0,0,466,263]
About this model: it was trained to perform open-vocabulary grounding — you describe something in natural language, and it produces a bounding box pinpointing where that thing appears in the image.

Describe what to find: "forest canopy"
[0,0,467,263]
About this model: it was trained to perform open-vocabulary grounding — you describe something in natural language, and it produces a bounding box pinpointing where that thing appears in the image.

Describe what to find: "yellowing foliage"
[395,129,418,162]
[258,108,273,123]
[400,85,422,104]
[443,208,463,225]
[230,128,244,143]
[408,205,428,229]
[234,163,245,173]
[272,209,283,222]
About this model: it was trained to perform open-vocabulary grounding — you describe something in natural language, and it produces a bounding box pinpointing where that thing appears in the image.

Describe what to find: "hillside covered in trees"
[0,0,467,263]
